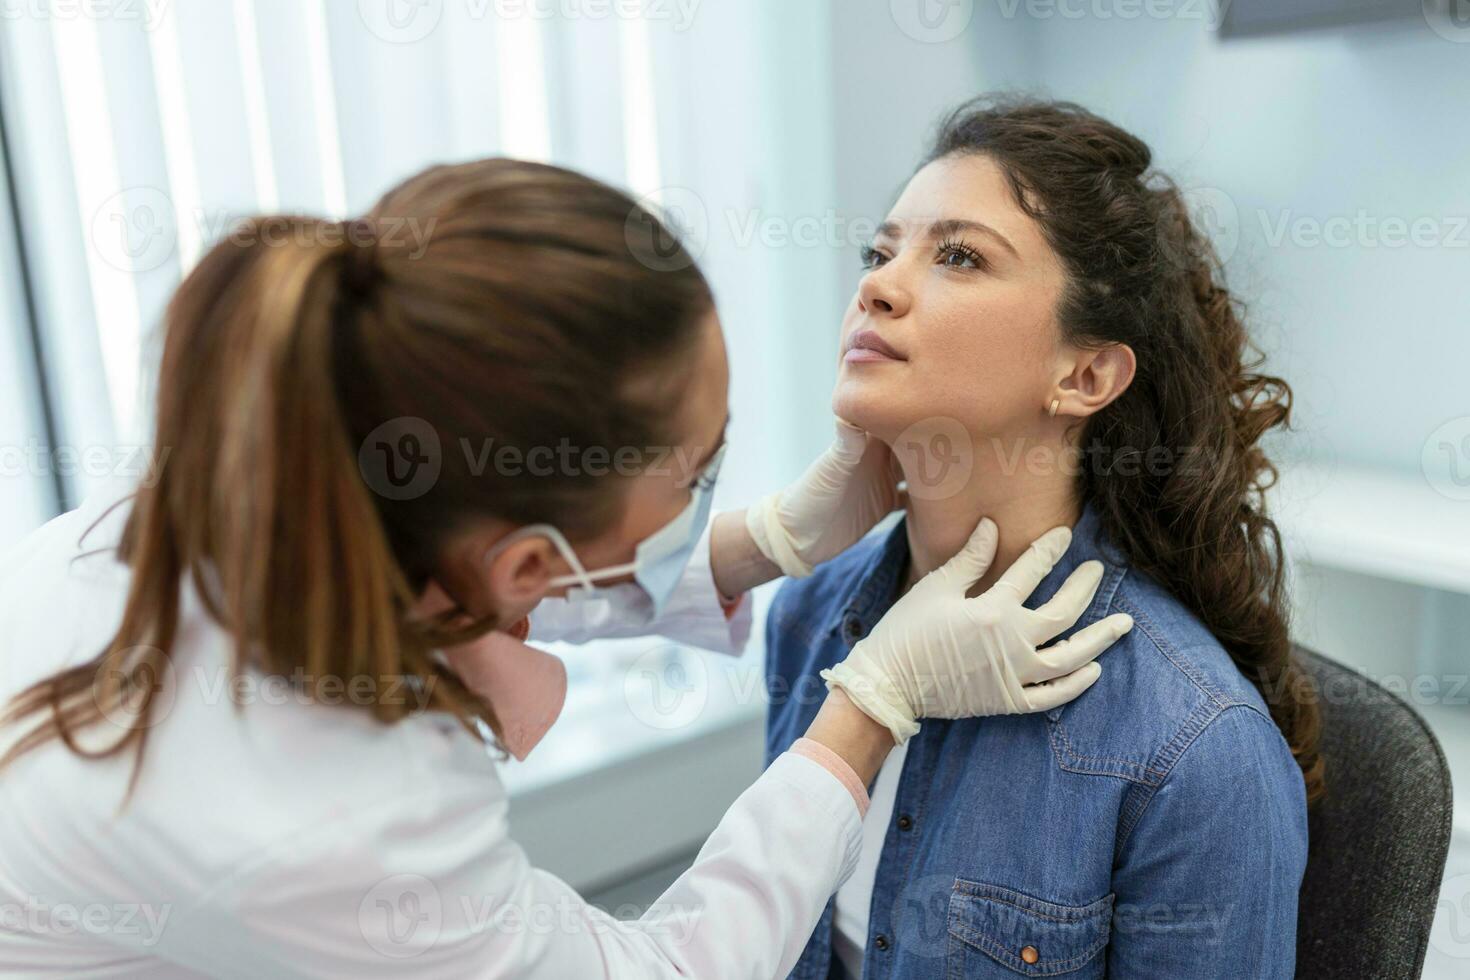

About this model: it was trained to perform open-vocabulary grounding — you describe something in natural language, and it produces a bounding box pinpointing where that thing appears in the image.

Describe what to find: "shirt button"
[873,934,889,951]
[1020,945,1040,964]
[896,814,913,831]
[842,618,863,642]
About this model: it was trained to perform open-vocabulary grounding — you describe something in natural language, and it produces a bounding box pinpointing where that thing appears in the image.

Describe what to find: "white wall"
[1027,12,1470,474]
[827,2,1039,300]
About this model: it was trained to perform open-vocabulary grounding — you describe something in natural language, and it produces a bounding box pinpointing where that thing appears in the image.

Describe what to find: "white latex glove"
[820,518,1134,744]
[746,419,901,577]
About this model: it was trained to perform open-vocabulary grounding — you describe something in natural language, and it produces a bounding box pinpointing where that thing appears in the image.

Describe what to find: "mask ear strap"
[484,523,597,593]
[556,559,641,587]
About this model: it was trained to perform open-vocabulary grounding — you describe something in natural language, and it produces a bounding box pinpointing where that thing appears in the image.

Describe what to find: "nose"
[857,262,911,319]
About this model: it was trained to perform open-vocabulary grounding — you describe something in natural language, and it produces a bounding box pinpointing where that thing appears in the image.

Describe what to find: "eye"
[859,243,890,270]
[937,237,987,271]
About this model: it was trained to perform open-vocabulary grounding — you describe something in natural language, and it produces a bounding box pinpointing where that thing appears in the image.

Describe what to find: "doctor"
[0,159,1131,978]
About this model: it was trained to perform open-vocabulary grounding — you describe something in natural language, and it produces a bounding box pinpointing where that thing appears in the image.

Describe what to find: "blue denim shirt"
[763,505,1308,979]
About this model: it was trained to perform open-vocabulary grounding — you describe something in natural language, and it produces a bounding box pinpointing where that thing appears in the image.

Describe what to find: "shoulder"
[0,478,138,700]
[1047,564,1296,797]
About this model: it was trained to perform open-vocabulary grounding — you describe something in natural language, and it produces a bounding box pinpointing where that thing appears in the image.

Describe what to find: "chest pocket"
[946,880,1113,978]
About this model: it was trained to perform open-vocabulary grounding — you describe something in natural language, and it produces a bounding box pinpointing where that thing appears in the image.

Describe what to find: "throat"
[901,478,1080,596]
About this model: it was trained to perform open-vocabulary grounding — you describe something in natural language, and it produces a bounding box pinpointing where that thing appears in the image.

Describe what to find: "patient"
[764,97,1319,979]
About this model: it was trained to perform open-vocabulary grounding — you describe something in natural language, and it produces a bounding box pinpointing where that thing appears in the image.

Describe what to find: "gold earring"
[1048,398,1060,418]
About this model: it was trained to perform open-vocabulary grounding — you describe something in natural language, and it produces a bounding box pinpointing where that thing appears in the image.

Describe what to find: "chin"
[831,371,909,444]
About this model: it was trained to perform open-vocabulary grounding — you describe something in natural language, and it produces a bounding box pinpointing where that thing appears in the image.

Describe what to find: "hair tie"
[340,219,381,299]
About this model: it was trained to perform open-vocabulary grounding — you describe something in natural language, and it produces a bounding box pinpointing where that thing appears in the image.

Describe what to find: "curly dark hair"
[927,96,1324,802]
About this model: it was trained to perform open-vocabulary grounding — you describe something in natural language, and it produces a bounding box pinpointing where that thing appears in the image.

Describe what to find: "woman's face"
[832,153,1069,448]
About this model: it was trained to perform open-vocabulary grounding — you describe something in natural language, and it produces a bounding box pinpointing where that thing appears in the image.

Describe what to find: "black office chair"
[1295,645,1455,979]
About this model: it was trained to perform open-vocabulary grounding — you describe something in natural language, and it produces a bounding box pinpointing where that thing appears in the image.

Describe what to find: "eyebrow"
[874,217,1019,259]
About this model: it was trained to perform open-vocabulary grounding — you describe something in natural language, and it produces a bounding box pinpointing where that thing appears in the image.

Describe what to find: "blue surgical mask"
[489,445,725,623]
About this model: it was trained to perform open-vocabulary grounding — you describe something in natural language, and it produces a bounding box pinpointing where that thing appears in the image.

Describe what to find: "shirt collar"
[828,516,913,641]
[1027,500,1127,624]
[828,500,1126,640]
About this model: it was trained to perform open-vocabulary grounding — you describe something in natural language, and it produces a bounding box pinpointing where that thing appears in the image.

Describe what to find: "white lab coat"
[0,481,864,978]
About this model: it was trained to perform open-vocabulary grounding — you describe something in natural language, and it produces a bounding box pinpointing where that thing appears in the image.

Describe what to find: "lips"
[844,328,906,363]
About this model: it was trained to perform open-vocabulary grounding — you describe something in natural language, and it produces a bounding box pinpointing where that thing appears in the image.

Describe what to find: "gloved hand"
[820,518,1133,744]
[745,419,901,578]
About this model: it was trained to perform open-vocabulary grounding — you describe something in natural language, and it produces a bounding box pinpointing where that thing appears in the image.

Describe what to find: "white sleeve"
[528,522,753,656]
[164,751,862,980]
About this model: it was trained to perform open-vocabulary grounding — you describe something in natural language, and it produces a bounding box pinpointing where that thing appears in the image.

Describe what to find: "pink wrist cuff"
[790,737,870,818]
[717,590,746,621]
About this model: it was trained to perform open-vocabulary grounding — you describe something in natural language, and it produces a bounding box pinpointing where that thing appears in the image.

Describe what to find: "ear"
[1051,343,1136,420]
[432,528,556,623]
[483,536,558,609]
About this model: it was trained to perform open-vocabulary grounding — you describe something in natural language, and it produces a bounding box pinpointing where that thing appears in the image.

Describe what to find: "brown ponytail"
[1,160,713,787]
[927,97,1325,803]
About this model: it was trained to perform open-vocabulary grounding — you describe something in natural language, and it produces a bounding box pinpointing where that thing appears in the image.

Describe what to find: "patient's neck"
[900,437,1081,596]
